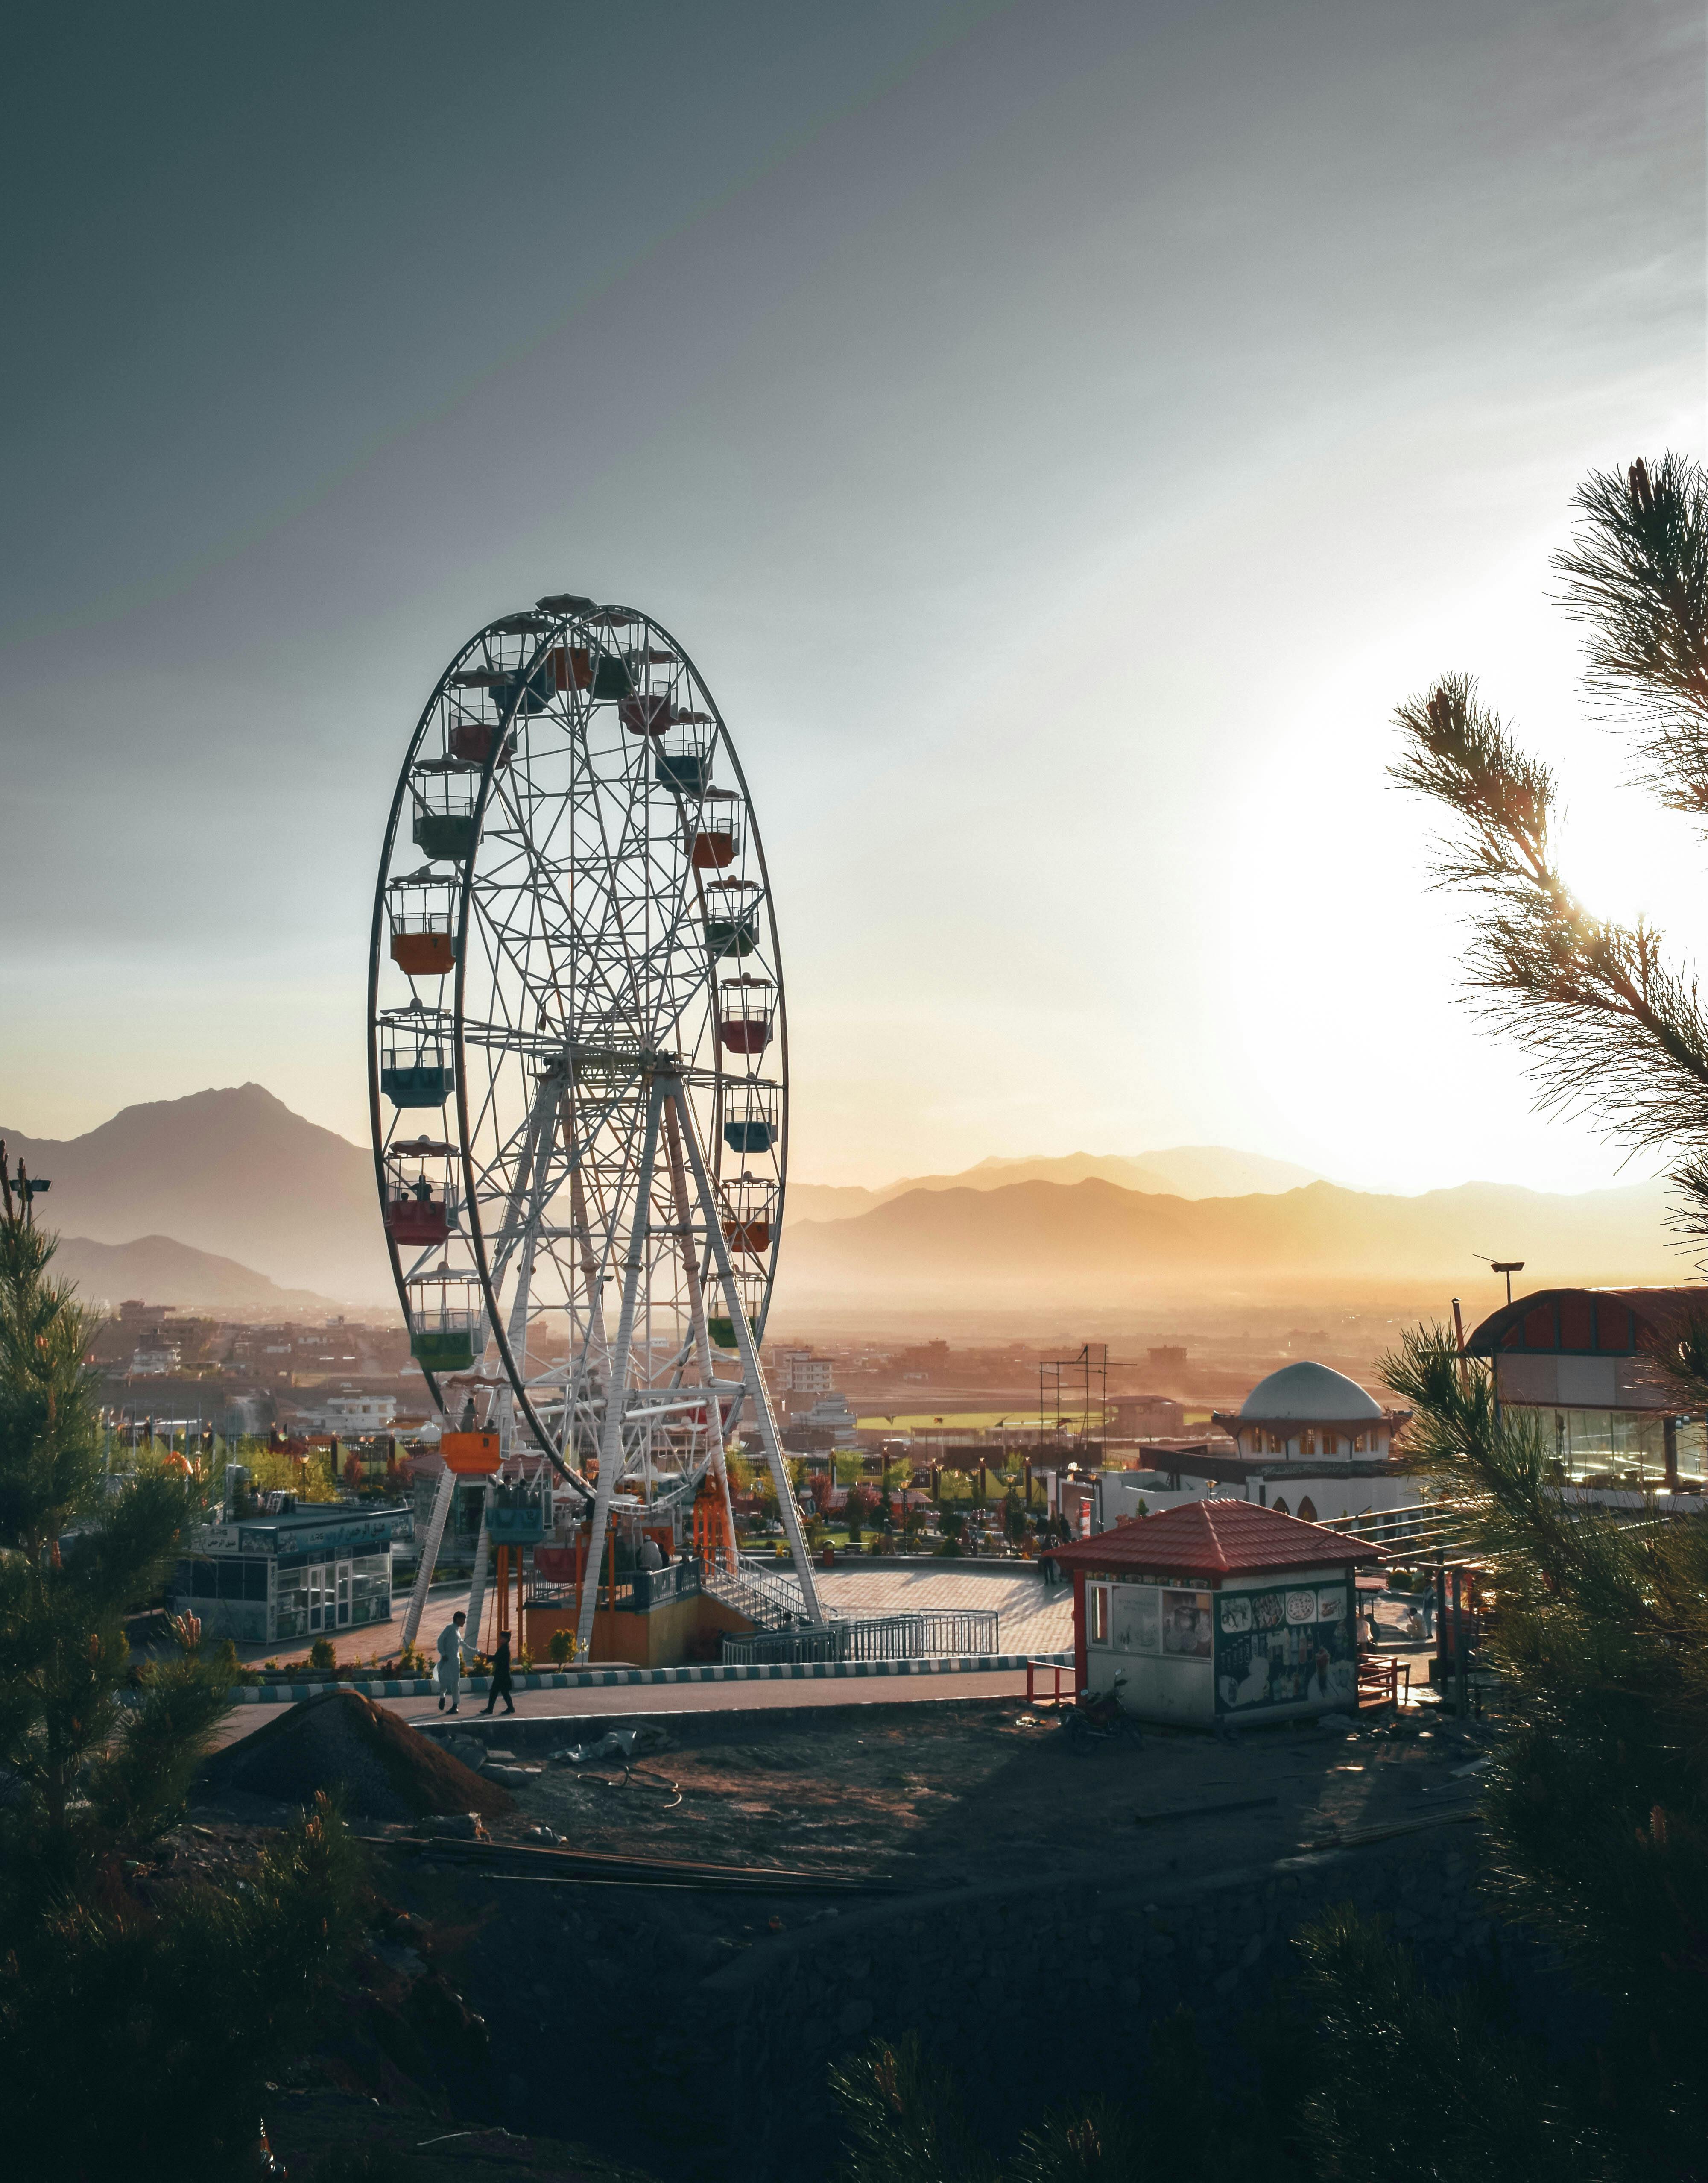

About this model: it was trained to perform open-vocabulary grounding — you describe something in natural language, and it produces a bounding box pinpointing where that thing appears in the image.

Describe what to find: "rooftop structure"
[1465,1283,1708,1490]
[1051,1500,1374,1724]
[1053,1497,1373,1579]
[170,1500,413,1644]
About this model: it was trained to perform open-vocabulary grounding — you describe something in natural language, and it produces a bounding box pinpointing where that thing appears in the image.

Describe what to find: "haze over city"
[5,1,1702,1203]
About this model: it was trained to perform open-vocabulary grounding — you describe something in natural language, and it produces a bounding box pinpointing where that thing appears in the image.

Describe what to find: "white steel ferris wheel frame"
[367,594,823,1641]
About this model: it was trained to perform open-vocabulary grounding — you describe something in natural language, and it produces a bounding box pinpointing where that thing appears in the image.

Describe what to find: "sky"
[2,0,1704,1198]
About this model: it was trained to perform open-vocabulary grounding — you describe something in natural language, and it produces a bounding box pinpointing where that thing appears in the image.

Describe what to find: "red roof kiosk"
[1050,1501,1375,1726]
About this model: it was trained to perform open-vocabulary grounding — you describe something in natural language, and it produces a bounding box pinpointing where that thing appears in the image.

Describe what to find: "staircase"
[701,1556,825,1632]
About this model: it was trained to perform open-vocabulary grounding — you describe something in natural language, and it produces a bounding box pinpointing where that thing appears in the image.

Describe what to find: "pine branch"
[1390,672,1708,1243]
[1554,455,1708,818]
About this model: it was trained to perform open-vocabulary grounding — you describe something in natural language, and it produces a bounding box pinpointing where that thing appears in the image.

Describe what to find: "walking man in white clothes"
[436,1609,472,1713]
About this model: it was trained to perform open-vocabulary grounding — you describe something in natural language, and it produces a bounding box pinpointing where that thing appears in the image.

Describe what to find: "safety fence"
[721,1607,1000,1667]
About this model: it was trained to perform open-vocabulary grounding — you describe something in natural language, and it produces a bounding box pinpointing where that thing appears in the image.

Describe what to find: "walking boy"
[483,1628,515,1716]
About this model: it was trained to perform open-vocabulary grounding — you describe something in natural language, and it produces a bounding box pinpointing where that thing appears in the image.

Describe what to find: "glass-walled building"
[171,1502,414,1644]
[1465,1286,1707,1493]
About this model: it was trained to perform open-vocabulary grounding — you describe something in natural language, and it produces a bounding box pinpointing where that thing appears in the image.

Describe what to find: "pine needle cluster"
[1391,456,1708,1245]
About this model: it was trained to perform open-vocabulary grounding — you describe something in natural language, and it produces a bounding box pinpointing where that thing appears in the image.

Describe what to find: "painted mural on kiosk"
[1214,1580,1355,1713]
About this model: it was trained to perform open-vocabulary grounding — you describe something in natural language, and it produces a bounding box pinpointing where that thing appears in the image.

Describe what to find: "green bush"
[308,1636,337,1673]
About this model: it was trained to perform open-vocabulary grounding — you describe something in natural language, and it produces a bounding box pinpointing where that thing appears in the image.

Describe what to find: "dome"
[1237,1361,1383,1423]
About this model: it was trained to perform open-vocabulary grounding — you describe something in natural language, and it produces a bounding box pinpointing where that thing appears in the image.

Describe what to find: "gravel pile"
[202,1691,515,1821]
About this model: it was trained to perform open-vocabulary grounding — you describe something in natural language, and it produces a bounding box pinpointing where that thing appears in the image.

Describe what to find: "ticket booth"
[1051,1499,1375,1725]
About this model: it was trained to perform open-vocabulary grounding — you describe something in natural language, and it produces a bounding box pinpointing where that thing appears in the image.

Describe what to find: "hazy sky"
[3,0,1703,1196]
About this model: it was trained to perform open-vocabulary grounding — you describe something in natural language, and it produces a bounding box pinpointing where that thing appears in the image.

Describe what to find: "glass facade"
[1520,1407,1707,1488]
[254,1552,391,1640]
[350,1553,389,1625]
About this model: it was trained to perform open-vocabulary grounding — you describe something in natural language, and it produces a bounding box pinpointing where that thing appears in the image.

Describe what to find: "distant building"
[779,1349,835,1395]
[1095,1361,1411,1530]
[170,1501,412,1643]
[1223,1362,1399,1465]
[129,1346,181,1377]
[798,1392,860,1445]
[1110,1394,1184,1438]
[309,1392,398,1433]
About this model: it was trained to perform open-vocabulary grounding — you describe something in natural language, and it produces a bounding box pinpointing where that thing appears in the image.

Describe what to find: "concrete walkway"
[206,1665,1038,1751]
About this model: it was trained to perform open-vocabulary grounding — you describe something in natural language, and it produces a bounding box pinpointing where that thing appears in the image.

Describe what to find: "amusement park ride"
[369,595,823,1656]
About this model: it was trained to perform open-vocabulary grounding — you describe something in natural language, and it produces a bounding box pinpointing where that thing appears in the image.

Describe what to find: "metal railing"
[720,1607,1000,1666]
[700,1559,802,1632]
[1317,1501,1477,1560]
[1318,1491,1691,1571]
[527,1559,701,1615]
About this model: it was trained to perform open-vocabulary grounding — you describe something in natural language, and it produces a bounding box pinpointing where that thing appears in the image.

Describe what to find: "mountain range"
[0,1086,1689,1317]
[785,1146,1319,1225]
[781,1173,1686,1309]
[49,1235,343,1317]
[1,1085,388,1302]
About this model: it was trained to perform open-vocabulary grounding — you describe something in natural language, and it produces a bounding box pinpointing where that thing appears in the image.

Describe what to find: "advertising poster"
[1162,1589,1213,1658]
[1110,1583,1161,1654]
[1214,1579,1354,1712]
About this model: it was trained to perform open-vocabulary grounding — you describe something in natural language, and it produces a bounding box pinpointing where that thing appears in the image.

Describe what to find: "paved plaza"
[811,1562,1074,1654]
[234,1559,1073,1673]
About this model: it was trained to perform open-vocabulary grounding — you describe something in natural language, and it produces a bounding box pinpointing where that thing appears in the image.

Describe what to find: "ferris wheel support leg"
[670,1081,822,1623]
[661,1096,740,1574]
[400,1463,457,1655]
[560,1083,614,1482]
[575,1079,666,1658]
[465,1484,495,1664]
[480,1077,558,1459]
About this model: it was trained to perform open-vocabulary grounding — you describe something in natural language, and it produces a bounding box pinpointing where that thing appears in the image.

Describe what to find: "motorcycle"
[1061,1673,1143,1752]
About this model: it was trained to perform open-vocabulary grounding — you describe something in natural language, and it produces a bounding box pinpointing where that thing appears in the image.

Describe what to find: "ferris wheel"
[367,594,822,1650]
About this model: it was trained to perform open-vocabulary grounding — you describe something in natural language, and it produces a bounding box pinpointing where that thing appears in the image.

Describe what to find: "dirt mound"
[202,1691,515,1821]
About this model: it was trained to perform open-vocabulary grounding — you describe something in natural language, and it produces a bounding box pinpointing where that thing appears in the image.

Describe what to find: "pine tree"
[1374,451,1708,2170]
[0,1156,366,2180]
[1379,1327,1708,2167]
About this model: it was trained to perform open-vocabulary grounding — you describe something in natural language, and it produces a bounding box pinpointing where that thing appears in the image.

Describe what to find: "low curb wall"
[229,1650,1072,1703]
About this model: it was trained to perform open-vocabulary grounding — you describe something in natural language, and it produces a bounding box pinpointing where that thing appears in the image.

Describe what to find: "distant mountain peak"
[0,1084,386,1301]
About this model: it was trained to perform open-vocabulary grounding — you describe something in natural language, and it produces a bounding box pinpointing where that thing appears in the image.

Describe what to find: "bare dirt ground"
[414,1681,1486,1891]
[183,1673,1488,2179]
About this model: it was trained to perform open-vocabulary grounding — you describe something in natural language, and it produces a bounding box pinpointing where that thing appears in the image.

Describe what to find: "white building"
[798,1393,861,1445]
[1097,1361,1413,1530]
[779,1349,835,1395]
[309,1392,398,1434]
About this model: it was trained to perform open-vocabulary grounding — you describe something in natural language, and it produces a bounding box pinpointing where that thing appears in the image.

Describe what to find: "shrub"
[308,1637,337,1673]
